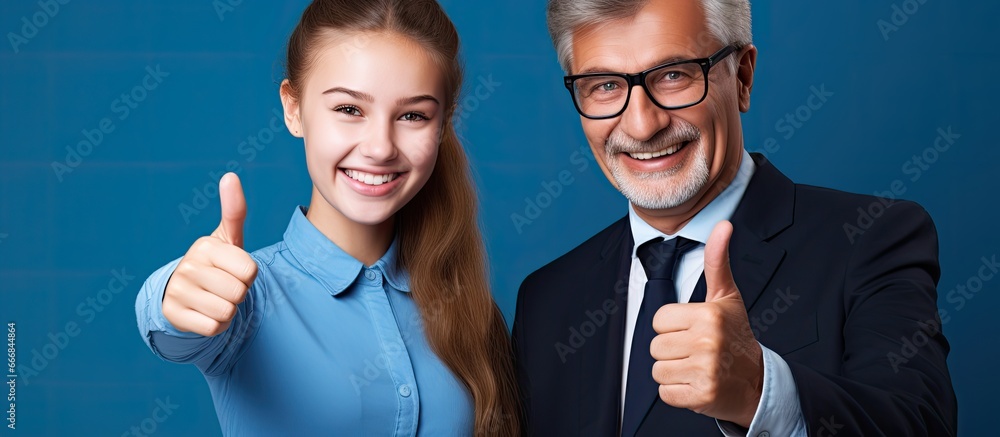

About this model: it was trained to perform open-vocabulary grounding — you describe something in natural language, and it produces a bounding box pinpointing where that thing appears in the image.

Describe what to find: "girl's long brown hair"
[284,1,520,435]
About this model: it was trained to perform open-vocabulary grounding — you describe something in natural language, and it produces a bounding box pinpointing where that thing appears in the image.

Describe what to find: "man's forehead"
[569,0,712,73]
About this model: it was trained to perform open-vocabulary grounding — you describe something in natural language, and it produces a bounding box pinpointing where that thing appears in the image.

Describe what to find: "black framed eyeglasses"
[563,45,738,120]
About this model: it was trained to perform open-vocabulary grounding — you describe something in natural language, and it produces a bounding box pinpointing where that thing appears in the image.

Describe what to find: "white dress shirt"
[619,149,807,437]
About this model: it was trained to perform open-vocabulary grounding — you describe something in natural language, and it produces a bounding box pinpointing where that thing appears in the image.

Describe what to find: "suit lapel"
[579,217,632,435]
[727,153,795,312]
[729,222,786,311]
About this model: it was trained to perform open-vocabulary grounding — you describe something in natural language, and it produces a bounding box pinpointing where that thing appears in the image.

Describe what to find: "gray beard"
[604,125,709,209]
[609,142,709,209]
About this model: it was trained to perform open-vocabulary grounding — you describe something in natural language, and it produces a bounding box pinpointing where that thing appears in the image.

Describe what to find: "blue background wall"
[1,1,995,435]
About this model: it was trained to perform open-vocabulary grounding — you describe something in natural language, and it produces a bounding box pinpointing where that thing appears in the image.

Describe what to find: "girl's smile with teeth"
[342,168,400,186]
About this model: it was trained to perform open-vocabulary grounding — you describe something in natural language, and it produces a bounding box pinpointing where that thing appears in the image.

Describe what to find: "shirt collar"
[629,148,756,256]
[283,206,411,296]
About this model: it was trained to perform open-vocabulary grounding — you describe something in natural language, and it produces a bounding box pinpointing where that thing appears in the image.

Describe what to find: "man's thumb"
[704,220,739,302]
[217,172,247,248]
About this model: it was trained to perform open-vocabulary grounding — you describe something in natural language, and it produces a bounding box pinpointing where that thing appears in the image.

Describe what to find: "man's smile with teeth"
[627,142,688,160]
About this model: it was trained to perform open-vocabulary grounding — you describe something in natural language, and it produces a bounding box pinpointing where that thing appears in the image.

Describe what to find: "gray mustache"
[605,124,701,155]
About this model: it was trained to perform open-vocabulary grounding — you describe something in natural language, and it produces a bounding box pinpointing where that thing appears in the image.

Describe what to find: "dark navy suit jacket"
[513,154,957,436]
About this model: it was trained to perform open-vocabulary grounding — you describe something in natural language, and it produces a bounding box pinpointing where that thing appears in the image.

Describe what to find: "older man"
[512,0,957,436]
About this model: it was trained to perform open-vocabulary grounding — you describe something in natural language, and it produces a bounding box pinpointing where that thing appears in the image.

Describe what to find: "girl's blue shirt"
[136,206,474,436]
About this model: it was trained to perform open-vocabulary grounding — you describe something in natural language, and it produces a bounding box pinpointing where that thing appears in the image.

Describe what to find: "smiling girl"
[134,1,520,435]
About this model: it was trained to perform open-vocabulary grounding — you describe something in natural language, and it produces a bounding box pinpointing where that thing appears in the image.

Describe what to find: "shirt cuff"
[717,343,806,437]
[135,257,202,345]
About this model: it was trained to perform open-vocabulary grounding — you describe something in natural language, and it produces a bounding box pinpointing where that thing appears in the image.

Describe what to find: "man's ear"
[736,44,757,113]
[279,79,304,137]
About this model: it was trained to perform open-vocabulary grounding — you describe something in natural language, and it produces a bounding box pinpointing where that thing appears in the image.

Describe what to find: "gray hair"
[546,0,752,73]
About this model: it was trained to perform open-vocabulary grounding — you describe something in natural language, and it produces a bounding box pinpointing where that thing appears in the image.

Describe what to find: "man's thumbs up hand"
[704,221,741,303]
[163,173,258,337]
[650,221,764,427]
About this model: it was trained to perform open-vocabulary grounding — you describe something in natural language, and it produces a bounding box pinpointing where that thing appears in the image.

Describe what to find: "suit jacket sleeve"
[512,271,535,429]
[788,200,957,436]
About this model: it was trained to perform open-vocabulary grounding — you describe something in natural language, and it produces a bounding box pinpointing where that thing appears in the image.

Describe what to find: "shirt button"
[398,384,411,397]
[757,432,770,437]
[364,270,376,280]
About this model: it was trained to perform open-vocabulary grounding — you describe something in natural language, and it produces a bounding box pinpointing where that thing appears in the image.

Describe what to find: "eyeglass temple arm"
[708,45,738,66]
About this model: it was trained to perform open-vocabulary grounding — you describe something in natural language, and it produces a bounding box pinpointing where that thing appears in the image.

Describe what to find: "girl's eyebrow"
[397,95,440,106]
[322,87,439,107]
[322,87,374,102]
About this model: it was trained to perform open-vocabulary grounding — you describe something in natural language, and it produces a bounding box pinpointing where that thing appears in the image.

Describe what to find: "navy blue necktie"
[621,236,701,437]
